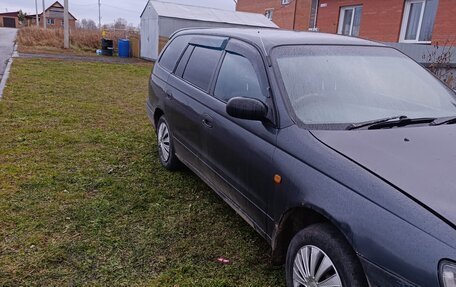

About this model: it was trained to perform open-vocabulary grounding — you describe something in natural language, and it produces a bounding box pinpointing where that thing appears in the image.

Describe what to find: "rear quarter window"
[159,35,191,72]
[182,46,222,91]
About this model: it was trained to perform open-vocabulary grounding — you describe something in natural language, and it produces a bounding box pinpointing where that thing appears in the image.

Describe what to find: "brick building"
[236,0,319,31]
[237,0,456,44]
[26,1,77,29]
[0,12,21,28]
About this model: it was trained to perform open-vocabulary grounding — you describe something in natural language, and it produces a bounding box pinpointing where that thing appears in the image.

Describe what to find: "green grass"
[0,59,284,286]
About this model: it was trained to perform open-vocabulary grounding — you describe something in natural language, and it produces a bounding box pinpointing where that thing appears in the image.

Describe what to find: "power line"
[102,3,139,14]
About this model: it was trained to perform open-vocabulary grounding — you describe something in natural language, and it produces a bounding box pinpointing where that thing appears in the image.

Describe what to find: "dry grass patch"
[17,27,137,53]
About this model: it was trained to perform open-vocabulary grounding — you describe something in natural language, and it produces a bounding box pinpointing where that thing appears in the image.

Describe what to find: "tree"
[78,18,98,30]
[423,40,455,89]
[79,18,87,29]
[18,10,27,25]
[113,18,127,30]
[85,19,97,30]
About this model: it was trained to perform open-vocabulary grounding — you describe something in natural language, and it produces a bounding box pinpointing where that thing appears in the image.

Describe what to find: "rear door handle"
[202,114,213,128]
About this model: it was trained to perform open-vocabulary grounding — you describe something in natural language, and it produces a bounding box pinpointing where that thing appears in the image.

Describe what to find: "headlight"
[441,261,456,287]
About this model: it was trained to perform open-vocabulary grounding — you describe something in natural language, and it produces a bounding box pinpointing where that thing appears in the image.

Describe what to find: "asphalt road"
[0,28,18,81]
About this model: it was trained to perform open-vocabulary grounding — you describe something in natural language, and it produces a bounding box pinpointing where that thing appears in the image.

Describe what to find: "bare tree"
[78,18,87,29]
[86,19,97,30]
[113,18,127,30]
[423,40,455,89]
[78,18,98,30]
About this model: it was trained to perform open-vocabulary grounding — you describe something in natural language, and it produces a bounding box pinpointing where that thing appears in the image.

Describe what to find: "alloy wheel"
[158,122,170,162]
[292,245,342,287]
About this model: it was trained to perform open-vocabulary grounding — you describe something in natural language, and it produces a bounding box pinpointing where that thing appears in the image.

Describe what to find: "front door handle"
[165,90,173,100]
[202,114,213,128]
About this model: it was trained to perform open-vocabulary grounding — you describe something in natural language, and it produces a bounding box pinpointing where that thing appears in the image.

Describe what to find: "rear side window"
[159,35,190,72]
[183,46,222,91]
[214,52,265,102]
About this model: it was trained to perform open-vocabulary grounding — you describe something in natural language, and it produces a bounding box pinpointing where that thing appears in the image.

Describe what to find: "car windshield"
[272,45,456,126]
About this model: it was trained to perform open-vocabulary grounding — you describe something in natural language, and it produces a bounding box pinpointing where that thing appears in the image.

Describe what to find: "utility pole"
[35,0,39,27]
[98,0,101,30]
[64,0,69,48]
[42,0,47,29]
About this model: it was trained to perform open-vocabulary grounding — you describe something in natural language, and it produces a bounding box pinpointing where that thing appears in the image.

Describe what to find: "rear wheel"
[157,116,181,171]
[286,223,368,287]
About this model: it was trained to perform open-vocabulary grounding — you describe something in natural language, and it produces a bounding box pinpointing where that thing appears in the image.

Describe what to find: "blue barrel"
[118,39,130,58]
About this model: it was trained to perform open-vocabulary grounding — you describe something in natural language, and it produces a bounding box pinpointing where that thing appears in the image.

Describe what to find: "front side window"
[272,45,456,127]
[183,46,222,91]
[214,52,265,103]
[400,0,439,43]
[338,6,363,37]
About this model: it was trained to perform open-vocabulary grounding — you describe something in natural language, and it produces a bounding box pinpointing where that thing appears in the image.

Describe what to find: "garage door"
[3,18,16,28]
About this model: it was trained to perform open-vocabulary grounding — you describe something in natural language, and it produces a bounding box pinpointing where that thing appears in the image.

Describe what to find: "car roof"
[175,28,385,54]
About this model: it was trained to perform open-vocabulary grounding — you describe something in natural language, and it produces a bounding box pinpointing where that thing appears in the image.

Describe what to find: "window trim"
[281,0,290,5]
[399,0,431,44]
[47,18,55,25]
[337,5,362,37]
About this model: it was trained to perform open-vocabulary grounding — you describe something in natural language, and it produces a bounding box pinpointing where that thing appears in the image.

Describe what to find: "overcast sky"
[1,0,236,26]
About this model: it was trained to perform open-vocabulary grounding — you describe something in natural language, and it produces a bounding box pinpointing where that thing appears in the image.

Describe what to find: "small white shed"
[140,1,278,60]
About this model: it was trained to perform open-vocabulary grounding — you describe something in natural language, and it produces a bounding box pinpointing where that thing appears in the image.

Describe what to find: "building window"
[400,0,438,43]
[265,9,274,20]
[281,0,290,5]
[338,6,363,37]
[47,18,54,25]
[309,0,319,29]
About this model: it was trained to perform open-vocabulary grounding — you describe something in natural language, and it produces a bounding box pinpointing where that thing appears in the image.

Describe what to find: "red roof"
[0,12,19,17]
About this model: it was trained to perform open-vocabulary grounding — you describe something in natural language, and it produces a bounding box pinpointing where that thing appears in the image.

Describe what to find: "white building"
[140,1,278,60]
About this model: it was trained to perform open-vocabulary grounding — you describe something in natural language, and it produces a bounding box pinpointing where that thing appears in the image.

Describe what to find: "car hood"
[311,125,456,226]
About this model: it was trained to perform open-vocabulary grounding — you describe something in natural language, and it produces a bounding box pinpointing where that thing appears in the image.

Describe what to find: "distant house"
[140,0,278,60]
[26,1,77,29]
[0,12,21,28]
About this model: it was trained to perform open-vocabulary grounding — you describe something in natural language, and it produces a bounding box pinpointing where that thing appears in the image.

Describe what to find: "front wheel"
[156,116,181,171]
[286,223,368,287]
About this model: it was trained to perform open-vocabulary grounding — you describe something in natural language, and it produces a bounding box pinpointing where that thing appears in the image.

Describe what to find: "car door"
[199,39,277,236]
[165,36,225,171]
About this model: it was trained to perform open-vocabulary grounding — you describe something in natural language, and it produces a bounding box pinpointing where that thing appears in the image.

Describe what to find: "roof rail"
[169,27,213,39]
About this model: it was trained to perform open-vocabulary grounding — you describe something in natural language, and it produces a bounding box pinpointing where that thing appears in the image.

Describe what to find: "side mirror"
[226,97,268,121]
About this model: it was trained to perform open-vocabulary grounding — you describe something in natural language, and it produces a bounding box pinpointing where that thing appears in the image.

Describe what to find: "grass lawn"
[0,59,284,286]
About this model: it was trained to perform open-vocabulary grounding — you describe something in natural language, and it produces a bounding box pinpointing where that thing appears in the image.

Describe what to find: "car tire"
[286,223,368,287]
[156,116,181,171]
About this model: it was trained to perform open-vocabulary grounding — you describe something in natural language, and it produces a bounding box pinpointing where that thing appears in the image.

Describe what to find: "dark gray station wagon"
[147,28,456,287]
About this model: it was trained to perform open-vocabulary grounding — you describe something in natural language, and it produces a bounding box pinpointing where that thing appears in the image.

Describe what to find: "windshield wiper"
[346,116,436,130]
[346,115,408,130]
[430,116,456,126]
